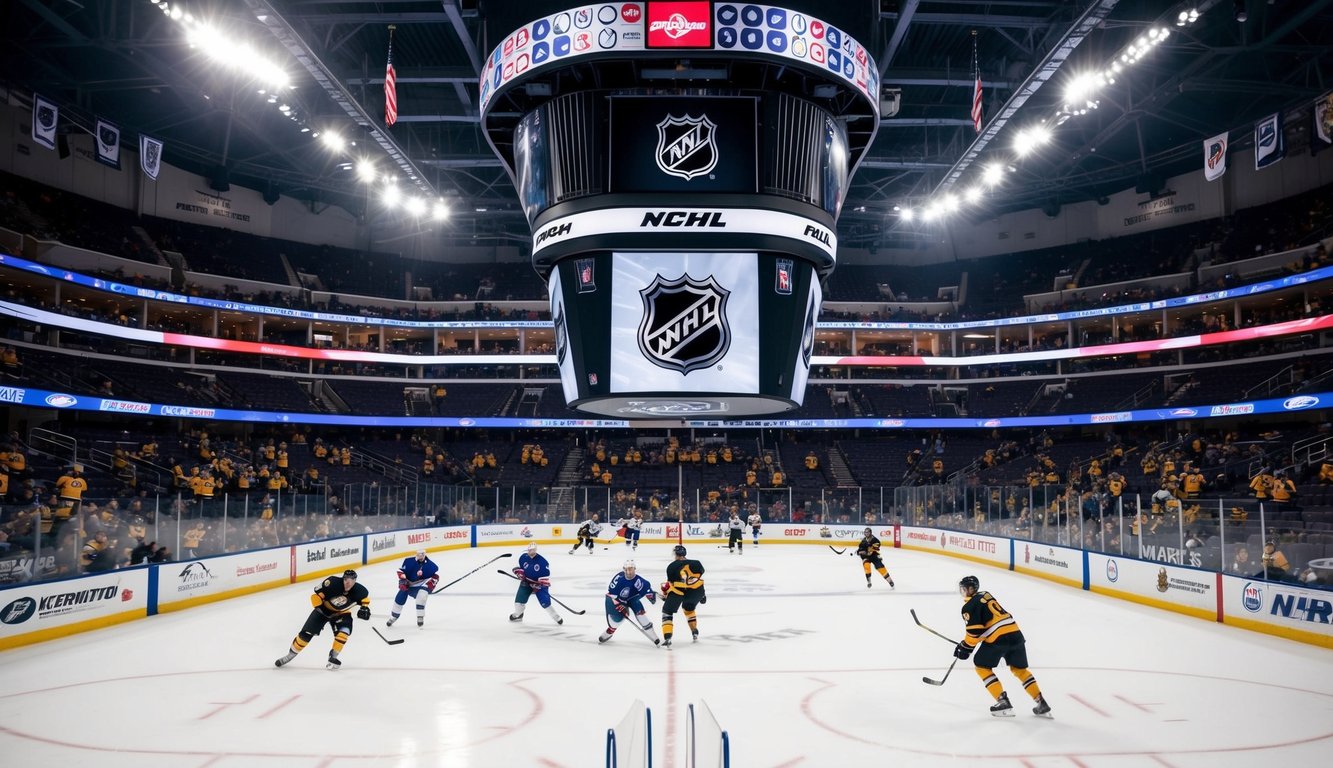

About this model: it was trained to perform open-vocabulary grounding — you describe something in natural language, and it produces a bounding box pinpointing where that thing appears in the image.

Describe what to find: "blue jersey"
[516,552,552,587]
[606,572,654,602]
[397,556,439,588]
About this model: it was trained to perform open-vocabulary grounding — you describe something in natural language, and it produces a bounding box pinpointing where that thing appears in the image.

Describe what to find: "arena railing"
[4,483,1328,589]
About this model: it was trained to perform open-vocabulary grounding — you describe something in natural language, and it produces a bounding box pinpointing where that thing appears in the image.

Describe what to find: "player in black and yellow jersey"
[955,575,1051,717]
[660,545,706,648]
[855,528,895,589]
[275,569,371,670]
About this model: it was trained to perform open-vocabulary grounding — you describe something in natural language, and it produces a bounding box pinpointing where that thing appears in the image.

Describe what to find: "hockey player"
[660,545,706,648]
[387,549,439,628]
[746,509,762,546]
[600,560,660,645]
[617,511,643,549]
[509,542,564,625]
[955,575,1051,718]
[855,527,895,588]
[570,514,604,554]
[727,509,744,554]
[275,569,370,670]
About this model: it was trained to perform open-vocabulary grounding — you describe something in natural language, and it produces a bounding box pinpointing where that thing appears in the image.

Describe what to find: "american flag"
[970,31,982,133]
[971,72,983,133]
[384,26,398,127]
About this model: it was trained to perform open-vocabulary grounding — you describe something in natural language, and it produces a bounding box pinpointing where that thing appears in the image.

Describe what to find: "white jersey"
[622,517,643,532]
[728,516,744,531]
[579,519,604,536]
[747,514,762,528]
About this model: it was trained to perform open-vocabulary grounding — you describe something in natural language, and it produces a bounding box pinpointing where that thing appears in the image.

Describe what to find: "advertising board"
[0,568,149,649]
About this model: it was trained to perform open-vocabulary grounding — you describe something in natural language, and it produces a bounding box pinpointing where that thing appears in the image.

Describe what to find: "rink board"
[0,523,1328,649]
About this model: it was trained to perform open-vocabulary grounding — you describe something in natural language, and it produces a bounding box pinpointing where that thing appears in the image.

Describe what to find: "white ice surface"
[1,541,1330,767]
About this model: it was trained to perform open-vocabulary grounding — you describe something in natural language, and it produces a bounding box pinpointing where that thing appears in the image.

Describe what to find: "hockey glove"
[512,567,524,578]
[398,579,409,591]
[357,605,372,621]
[699,594,707,604]
[647,591,657,604]
[953,641,973,660]
[425,577,438,591]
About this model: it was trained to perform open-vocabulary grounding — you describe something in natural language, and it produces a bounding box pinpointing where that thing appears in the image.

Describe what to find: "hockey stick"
[923,658,957,686]
[496,570,587,614]
[828,545,847,555]
[613,602,662,646]
[431,552,513,594]
[372,627,405,646]
[909,609,959,645]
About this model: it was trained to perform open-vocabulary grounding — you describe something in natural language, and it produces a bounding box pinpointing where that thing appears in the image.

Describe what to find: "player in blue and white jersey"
[386,549,439,628]
[509,542,564,624]
[598,560,660,645]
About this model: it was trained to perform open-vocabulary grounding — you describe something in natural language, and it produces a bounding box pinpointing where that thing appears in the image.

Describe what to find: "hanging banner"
[1314,91,1333,155]
[1254,112,1284,170]
[140,134,164,181]
[95,118,121,170]
[31,94,58,150]
[1203,131,1228,182]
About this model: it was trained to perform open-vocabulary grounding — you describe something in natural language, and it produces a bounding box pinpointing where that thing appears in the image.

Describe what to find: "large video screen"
[609,96,757,194]
[644,1,714,49]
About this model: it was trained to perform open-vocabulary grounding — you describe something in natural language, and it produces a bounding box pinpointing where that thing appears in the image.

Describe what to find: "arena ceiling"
[3,0,1332,250]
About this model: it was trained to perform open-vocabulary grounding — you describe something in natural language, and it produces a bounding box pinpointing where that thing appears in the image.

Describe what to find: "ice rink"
[1,540,1330,767]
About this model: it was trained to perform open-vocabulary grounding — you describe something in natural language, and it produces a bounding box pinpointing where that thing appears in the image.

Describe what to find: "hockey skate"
[385,615,397,627]
[417,617,424,628]
[990,693,1014,717]
[598,630,613,643]
[886,576,895,588]
[1032,696,1052,718]
[326,653,342,671]
[274,652,296,668]
[691,629,699,643]
[866,577,872,589]
[509,612,523,622]
[663,638,673,649]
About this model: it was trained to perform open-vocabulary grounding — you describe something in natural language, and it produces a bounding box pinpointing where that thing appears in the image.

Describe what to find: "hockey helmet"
[415,549,427,560]
[623,560,637,571]
[863,527,872,536]
[342,569,358,581]
[673,545,688,557]
[526,542,538,552]
[959,575,980,595]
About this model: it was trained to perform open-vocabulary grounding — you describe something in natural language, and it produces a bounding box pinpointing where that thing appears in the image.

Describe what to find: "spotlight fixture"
[1234,0,1247,22]
[356,159,377,183]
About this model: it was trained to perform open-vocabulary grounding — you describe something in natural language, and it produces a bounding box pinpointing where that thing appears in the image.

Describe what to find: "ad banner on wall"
[0,569,149,646]
[294,537,364,581]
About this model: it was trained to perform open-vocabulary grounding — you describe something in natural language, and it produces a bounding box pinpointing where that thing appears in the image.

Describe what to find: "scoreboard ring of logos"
[479,3,880,118]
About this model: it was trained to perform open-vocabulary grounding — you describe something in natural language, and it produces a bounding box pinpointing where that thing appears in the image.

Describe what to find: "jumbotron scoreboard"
[481,2,882,417]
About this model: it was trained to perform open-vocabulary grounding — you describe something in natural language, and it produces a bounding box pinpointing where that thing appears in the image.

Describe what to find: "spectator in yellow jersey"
[805,451,819,470]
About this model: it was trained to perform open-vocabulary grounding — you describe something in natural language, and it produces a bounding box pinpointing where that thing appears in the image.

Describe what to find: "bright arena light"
[319,131,345,151]
[923,201,942,222]
[982,163,1005,187]
[899,207,915,222]
[432,201,450,221]
[356,159,377,183]
[405,197,427,217]
[382,184,401,207]
[964,186,982,203]
[942,193,960,212]
[1014,125,1052,156]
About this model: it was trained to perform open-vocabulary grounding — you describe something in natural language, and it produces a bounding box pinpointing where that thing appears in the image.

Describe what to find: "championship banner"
[1314,91,1333,155]
[31,94,58,150]
[1203,131,1227,182]
[95,118,121,170]
[140,134,164,181]
[1254,112,1284,170]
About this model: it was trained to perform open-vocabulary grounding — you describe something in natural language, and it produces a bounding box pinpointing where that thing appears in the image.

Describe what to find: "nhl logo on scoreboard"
[637,274,731,374]
[654,114,719,180]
